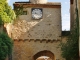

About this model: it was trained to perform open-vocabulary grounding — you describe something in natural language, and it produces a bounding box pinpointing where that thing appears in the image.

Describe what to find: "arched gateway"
[33,50,55,60]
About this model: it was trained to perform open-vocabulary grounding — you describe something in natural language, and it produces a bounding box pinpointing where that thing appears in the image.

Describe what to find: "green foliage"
[14,4,23,17]
[60,0,79,60]
[0,32,13,60]
[0,0,16,25]
[61,29,79,60]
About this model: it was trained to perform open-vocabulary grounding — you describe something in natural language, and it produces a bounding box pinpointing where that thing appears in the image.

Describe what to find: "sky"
[7,0,70,31]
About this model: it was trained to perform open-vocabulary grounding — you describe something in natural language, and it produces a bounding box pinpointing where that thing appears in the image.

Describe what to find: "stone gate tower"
[6,0,64,60]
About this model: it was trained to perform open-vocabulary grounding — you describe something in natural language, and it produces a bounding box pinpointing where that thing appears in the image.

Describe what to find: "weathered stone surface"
[8,8,61,40]
[30,0,47,4]
[12,40,65,60]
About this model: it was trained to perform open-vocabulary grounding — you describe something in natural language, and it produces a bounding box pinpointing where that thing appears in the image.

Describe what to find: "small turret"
[30,0,47,4]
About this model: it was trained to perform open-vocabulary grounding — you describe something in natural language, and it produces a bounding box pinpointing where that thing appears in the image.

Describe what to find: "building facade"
[11,0,63,60]
[70,0,77,30]
[70,0,79,59]
[77,0,80,59]
[5,0,71,60]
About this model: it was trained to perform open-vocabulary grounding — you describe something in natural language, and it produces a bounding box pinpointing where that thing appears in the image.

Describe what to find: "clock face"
[32,8,43,19]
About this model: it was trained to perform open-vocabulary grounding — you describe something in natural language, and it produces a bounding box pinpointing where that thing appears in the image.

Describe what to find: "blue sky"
[7,0,70,31]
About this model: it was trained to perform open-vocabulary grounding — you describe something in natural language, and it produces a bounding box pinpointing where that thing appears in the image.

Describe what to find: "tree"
[0,0,16,60]
[61,0,79,60]
[0,0,16,25]
[0,32,13,60]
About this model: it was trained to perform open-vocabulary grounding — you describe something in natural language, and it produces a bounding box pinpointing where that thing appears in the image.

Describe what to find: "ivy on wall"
[14,4,23,17]
[60,0,79,60]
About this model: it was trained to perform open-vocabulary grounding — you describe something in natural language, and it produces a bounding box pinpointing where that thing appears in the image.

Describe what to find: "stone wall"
[70,0,80,58]
[78,0,80,58]
[10,8,61,40]
[70,0,76,30]
[12,36,67,60]
[12,40,65,60]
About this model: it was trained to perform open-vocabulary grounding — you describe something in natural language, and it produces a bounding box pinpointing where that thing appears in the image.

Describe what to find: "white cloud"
[7,0,10,3]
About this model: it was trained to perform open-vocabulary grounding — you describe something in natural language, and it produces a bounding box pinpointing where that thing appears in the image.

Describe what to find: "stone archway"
[33,50,55,60]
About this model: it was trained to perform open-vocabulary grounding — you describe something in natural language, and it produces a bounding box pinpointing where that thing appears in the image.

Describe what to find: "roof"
[14,1,61,5]
[13,1,61,8]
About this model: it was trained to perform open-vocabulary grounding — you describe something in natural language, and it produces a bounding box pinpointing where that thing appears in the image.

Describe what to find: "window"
[22,11,27,15]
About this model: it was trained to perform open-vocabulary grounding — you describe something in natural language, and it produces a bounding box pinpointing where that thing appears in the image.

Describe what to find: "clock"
[32,8,43,19]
